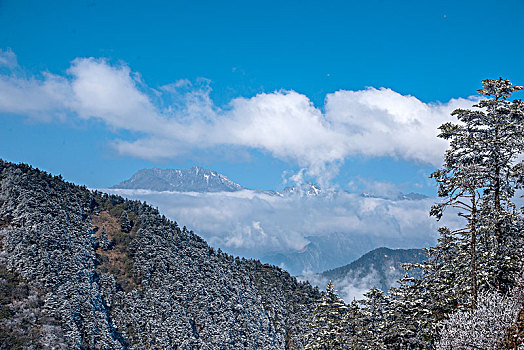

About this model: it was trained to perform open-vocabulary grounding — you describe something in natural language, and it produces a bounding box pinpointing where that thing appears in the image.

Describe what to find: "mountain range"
[113,167,428,201]
[113,167,326,199]
[361,192,429,201]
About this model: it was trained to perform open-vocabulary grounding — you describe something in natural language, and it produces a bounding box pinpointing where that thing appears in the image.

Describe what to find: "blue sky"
[1,0,523,194]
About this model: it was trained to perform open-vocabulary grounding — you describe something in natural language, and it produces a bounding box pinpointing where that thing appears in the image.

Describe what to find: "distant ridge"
[360,192,429,201]
[321,247,426,287]
[112,166,244,192]
[299,247,426,301]
[113,167,430,202]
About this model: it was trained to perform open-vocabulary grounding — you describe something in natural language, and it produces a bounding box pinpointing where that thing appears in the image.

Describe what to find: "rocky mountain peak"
[111,167,244,192]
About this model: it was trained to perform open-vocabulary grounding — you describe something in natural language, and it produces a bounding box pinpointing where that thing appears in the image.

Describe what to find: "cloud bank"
[104,188,463,274]
[0,50,478,181]
[300,267,401,302]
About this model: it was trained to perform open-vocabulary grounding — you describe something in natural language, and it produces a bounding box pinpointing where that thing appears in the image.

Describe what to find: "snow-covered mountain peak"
[279,182,322,197]
[112,167,243,192]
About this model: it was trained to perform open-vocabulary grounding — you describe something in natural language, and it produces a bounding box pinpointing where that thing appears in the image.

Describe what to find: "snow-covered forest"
[0,78,523,349]
[0,160,320,348]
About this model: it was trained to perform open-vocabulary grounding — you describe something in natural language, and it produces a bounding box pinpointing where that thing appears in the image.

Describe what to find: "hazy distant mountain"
[112,166,244,192]
[270,184,427,200]
[360,191,429,201]
[321,247,426,288]
[262,232,429,276]
[300,247,426,301]
[263,232,379,275]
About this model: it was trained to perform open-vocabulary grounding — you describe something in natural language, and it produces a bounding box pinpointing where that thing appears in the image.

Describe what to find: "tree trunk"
[471,191,477,309]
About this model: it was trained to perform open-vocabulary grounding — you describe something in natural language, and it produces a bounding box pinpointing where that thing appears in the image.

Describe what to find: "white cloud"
[300,267,399,302]
[0,48,17,68]
[324,88,477,165]
[0,52,479,178]
[0,71,72,120]
[67,58,162,132]
[350,178,404,199]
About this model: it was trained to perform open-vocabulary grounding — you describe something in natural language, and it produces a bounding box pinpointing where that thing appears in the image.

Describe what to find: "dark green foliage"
[119,211,132,233]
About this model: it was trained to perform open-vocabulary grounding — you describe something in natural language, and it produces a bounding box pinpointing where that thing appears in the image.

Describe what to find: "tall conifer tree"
[431,78,524,299]
[305,281,348,350]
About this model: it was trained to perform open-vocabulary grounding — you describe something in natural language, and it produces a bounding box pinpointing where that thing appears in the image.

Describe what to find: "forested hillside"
[0,160,320,349]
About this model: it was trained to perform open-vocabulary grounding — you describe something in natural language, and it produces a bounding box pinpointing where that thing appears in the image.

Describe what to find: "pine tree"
[98,226,111,250]
[430,78,524,305]
[472,78,524,292]
[120,210,132,233]
[384,274,432,349]
[430,156,483,307]
[344,299,365,349]
[420,228,471,316]
[305,281,348,350]
[352,287,389,350]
